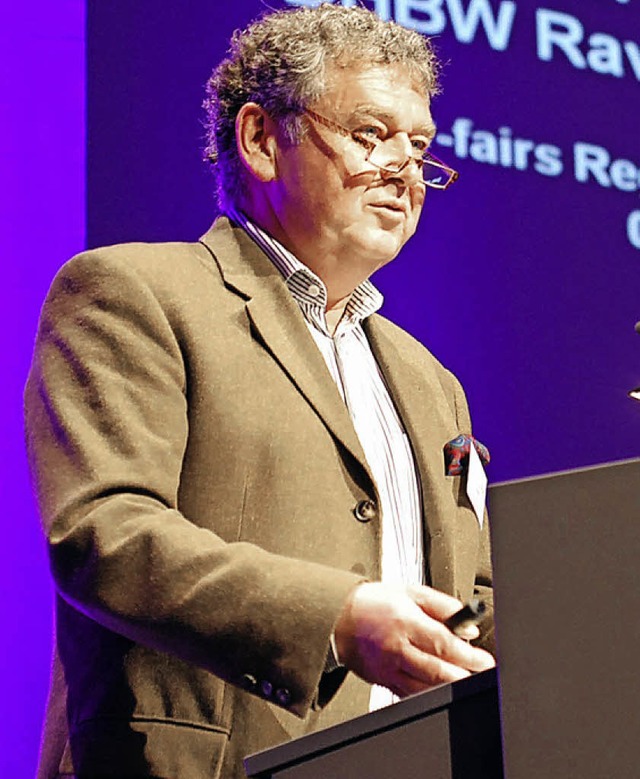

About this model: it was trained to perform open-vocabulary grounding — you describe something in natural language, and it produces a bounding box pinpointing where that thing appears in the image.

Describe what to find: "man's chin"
[362,229,409,267]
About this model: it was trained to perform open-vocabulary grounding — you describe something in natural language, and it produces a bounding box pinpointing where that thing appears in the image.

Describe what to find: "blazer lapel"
[199,218,374,486]
[364,316,468,594]
[200,218,477,593]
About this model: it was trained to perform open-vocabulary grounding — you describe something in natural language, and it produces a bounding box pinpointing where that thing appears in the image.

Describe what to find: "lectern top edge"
[244,667,498,777]
[490,456,640,490]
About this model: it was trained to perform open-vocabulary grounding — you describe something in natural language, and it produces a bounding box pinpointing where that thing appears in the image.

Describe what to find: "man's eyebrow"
[349,105,437,137]
[417,122,437,139]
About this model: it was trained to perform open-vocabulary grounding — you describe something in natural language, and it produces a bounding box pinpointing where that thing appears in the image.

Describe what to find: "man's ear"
[235,102,279,182]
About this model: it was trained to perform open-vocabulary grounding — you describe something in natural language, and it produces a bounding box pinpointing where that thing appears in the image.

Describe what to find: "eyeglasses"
[303,108,459,190]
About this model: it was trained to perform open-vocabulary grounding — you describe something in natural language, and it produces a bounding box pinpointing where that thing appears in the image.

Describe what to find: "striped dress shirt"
[227,209,424,709]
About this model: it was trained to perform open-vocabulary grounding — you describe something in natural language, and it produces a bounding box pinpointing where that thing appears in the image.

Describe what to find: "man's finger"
[399,643,472,688]
[409,615,496,673]
[387,664,470,698]
[407,584,466,621]
[452,623,481,641]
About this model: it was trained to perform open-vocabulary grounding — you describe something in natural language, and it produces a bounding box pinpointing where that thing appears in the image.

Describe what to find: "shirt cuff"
[324,631,344,673]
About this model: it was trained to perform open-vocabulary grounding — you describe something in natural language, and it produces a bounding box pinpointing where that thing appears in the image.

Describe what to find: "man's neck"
[235,202,371,308]
[325,295,351,337]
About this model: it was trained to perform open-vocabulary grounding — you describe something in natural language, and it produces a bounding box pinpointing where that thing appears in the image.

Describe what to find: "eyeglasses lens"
[422,162,452,188]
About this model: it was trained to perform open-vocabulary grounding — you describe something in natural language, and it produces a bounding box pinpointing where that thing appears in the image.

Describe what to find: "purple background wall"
[86,0,640,482]
[3,0,638,773]
[1,1,85,773]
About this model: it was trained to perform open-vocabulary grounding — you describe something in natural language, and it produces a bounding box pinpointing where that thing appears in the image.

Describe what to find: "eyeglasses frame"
[302,107,459,190]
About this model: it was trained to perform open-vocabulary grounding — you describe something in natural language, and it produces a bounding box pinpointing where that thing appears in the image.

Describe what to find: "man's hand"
[333,582,495,697]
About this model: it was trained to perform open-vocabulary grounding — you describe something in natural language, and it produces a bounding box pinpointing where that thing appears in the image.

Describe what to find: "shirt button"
[354,499,378,522]
[307,283,321,298]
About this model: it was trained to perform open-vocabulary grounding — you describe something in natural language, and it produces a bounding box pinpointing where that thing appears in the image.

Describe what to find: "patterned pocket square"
[443,434,490,476]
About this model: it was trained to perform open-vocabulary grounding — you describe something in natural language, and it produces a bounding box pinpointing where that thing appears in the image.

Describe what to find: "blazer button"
[240,673,258,692]
[354,499,378,522]
[275,687,292,707]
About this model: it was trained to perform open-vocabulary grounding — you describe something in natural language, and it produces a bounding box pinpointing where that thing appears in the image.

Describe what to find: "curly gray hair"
[203,3,440,210]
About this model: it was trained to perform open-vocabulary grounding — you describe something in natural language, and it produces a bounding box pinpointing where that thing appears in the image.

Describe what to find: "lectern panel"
[245,669,501,778]
[276,713,451,779]
[490,458,640,779]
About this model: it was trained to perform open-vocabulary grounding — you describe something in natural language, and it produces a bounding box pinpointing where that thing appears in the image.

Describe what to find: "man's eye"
[358,126,383,140]
[411,138,430,153]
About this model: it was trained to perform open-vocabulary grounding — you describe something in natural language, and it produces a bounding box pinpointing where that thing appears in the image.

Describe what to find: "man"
[25,5,494,778]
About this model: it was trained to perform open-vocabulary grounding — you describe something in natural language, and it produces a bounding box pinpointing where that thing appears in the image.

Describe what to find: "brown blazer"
[25,217,493,779]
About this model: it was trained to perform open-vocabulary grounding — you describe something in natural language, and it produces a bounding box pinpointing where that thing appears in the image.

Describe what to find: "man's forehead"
[323,61,427,95]
[350,105,436,137]
[320,62,434,131]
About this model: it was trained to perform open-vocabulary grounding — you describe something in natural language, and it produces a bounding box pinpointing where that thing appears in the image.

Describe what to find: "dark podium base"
[245,668,502,778]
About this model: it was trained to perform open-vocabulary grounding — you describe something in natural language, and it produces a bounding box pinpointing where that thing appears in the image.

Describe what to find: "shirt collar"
[226,207,383,333]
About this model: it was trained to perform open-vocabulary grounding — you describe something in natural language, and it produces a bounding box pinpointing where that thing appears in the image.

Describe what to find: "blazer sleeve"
[24,249,362,717]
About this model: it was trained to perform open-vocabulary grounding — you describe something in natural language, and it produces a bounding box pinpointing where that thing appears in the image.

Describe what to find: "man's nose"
[377,134,413,167]
[375,136,422,185]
